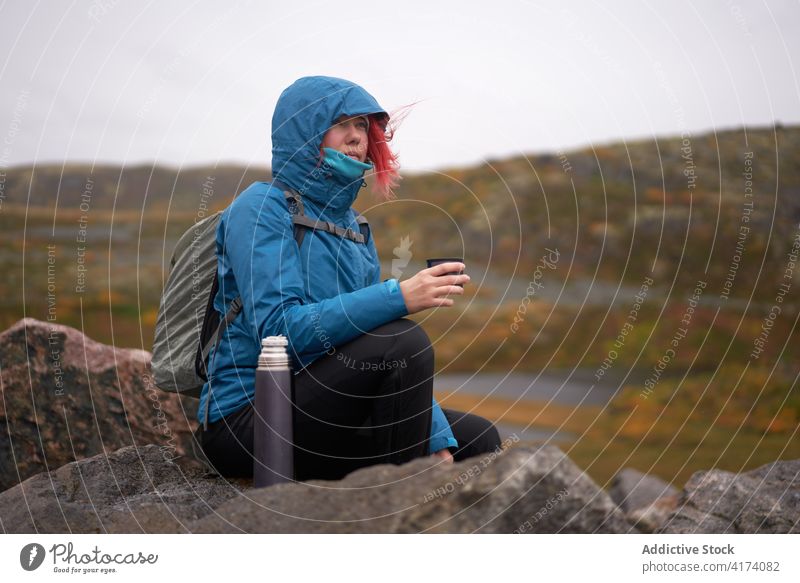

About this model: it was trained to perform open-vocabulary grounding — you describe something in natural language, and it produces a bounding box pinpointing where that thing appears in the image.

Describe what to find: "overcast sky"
[1,0,798,172]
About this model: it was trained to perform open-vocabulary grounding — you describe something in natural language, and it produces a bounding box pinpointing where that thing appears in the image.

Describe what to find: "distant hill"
[0,163,266,214]
[2,123,798,314]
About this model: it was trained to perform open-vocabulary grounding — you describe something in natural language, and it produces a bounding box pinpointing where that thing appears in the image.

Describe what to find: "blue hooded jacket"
[197,76,458,454]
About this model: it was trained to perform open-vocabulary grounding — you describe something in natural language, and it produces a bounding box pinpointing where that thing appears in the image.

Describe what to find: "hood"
[271,76,388,217]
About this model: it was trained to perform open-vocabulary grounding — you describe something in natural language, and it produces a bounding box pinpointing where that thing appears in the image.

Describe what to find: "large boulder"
[0,318,200,492]
[0,443,633,534]
[660,459,800,533]
[0,445,244,533]
[191,444,633,533]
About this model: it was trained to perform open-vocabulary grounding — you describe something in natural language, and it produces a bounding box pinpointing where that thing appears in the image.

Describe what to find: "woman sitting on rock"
[197,76,501,481]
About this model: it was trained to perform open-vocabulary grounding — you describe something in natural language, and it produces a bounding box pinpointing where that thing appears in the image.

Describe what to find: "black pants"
[198,318,502,481]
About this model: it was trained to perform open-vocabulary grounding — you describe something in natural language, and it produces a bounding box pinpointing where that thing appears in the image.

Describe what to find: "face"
[320,114,369,163]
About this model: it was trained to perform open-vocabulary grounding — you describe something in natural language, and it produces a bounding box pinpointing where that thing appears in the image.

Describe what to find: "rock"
[626,495,679,534]
[606,469,682,533]
[0,445,244,533]
[660,459,800,533]
[0,318,201,492]
[609,468,679,513]
[0,443,633,533]
[190,444,633,533]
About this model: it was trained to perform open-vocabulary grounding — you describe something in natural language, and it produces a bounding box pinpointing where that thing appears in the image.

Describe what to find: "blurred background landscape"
[3,123,798,487]
[2,0,799,497]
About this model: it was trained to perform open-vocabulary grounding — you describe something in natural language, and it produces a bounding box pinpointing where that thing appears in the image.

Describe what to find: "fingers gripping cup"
[426,257,465,287]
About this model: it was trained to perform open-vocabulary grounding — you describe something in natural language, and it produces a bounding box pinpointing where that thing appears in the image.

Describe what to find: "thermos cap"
[258,335,290,370]
[262,336,289,348]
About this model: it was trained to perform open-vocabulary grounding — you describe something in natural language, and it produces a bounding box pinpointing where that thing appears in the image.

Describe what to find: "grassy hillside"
[2,125,797,363]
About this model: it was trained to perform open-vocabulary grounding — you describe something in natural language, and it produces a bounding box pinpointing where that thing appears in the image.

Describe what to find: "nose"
[345,123,362,144]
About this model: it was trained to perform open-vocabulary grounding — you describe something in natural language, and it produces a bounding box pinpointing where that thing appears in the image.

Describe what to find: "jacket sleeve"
[365,227,458,455]
[428,405,459,454]
[222,188,409,366]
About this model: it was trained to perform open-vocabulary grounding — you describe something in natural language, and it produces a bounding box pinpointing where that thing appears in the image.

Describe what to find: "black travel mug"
[426,257,465,287]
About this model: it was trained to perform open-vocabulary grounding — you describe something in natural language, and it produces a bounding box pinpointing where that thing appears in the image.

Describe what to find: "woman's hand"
[399,262,470,315]
[431,448,454,463]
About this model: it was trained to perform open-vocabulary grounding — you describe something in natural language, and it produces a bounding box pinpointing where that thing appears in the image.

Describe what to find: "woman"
[198,76,500,481]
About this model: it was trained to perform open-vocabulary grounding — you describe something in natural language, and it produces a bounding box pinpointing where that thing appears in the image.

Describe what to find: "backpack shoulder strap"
[274,177,371,245]
[273,179,308,247]
[284,192,308,247]
[291,215,367,244]
[355,214,370,245]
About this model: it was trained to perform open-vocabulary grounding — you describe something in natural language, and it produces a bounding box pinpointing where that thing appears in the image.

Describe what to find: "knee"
[372,318,433,362]
[467,415,502,454]
[483,420,502,453]
[446,410,503,459]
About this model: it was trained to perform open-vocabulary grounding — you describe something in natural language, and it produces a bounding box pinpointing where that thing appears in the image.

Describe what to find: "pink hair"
[367,104,417,199]
[366,113,401,200]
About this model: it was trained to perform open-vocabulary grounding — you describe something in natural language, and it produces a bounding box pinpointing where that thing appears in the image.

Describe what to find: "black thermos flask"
[253,335,294,487]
